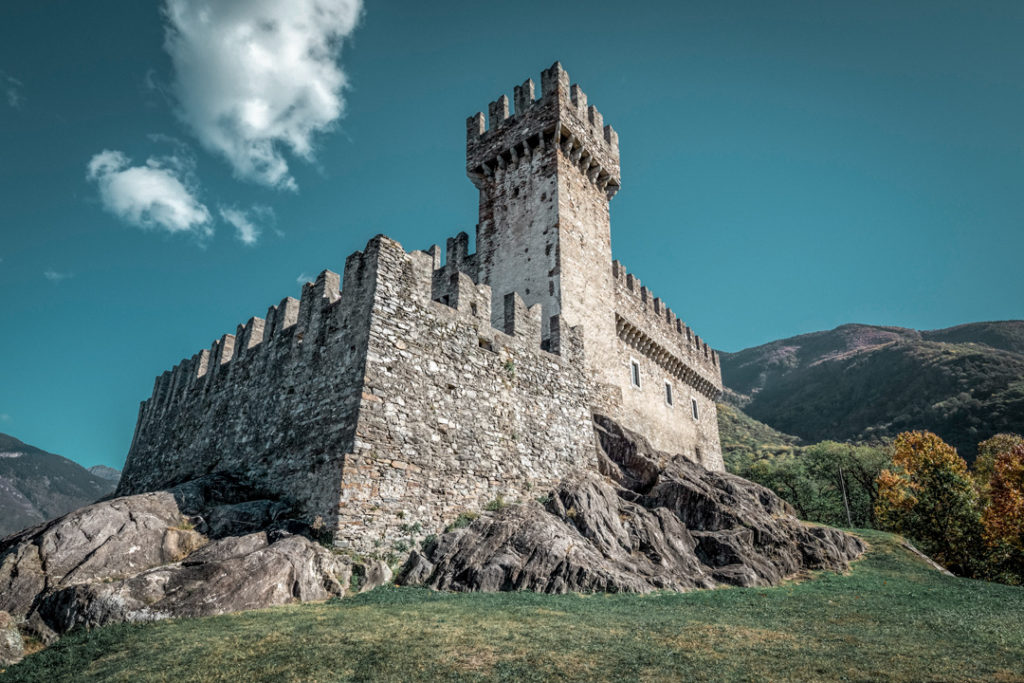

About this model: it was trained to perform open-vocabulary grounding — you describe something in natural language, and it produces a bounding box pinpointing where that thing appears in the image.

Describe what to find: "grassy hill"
[4,531,1022,682]
[716,400,801,463]
[720,321,1024,461]
[0,433,116,537]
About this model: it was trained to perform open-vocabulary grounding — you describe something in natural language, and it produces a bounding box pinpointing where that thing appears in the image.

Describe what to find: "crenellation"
[513,78,535,115]
[502,291,542,343]
[487,94,509,130]
[217,334,236,365]
[540,61,570,97]
[570,83,587,114]
[240,317,266,352]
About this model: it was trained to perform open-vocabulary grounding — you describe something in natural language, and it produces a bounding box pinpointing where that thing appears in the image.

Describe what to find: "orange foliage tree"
[981,443,1024,584]
[974,433,1024,502]
[876,431,982,576]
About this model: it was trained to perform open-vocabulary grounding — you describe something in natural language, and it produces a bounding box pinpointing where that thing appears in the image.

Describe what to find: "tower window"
[664,381,673,406]
[629,359,641,388]
[691,397,700,421]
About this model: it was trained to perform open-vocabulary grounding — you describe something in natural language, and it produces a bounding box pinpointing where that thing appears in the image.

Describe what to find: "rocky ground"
[0,416,864,661]
[0,474,391,652]
[399,415,864,592]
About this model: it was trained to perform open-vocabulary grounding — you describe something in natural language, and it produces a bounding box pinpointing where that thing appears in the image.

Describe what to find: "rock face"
[0,475,349,640]
[398,416,864,592]
[0,611,23,667]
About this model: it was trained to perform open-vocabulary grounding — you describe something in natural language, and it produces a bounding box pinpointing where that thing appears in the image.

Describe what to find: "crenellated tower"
[467,61,623,400]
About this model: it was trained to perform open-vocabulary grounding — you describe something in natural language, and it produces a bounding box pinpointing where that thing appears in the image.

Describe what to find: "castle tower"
[467,62,622,398]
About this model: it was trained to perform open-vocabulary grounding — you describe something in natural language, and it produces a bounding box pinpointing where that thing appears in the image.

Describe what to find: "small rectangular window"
[691,397,700,421]
[630,359,641,388]
[665,381,673,406]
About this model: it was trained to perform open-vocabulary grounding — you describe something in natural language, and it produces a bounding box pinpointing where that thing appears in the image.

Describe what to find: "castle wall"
[117,258,381,527]
[608,261,724,470]
[334,237,594,550]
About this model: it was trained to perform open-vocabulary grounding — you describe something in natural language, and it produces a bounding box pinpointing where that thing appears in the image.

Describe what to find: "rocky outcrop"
[0,475,349,640]
[0,611,23,667]
[398,416,864,592]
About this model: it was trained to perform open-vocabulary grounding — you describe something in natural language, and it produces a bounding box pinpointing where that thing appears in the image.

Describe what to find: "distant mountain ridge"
[0,433,118,537]
[88,465,121,482]
[720,321,1024,460]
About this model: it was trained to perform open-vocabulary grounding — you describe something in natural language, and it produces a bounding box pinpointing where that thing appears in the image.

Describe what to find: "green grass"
[5,531,1023,682]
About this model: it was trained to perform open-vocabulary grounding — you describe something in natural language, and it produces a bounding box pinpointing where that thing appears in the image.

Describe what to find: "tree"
[803,441,891,528]
[974,433,1024,503]
[876,431,983,576]
[981,443,1024,584]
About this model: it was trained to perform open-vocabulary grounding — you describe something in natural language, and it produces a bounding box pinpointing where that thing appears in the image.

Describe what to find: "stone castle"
[118,63,724,551]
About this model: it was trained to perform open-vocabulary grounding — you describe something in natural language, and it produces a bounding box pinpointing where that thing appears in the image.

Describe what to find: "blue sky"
[1,1,1021,469]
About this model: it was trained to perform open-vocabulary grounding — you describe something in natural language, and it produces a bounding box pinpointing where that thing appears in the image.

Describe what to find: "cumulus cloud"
[2,71,23,108]
[162,0,362,190]
[219,204,274,245]
[86,150,212,236]
[44,269,73,283]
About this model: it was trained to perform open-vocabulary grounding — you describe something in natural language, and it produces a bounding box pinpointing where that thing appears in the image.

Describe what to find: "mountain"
[88,465,121,483]
[720,321,1024,461]
[0,433,117,537]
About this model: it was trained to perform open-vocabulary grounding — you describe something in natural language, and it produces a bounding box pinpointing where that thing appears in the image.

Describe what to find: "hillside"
[5,531,1022,682]
[0,434,116,537]
[716,401,801,462]
[720,321,1024,460]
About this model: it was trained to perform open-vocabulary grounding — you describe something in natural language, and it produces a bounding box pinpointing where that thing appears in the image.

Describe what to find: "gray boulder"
[0,476,349,638]
[353,559,394,594]
[34,532,348,634]
[398,415,864,593]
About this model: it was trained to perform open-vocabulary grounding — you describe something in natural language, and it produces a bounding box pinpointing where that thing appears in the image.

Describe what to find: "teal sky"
[1,1,1022,470]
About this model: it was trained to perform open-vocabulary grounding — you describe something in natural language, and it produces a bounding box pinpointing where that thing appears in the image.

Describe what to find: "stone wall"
[120,235,595,553]
[334,237,595,549]
[117,263,377,527]
[608,261,724,470]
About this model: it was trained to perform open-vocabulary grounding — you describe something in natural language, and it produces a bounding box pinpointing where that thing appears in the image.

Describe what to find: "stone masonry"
[118,63,724,551]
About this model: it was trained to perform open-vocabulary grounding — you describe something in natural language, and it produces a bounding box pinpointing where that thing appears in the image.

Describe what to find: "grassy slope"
[716,401,801,463]
[6,531,1023,683]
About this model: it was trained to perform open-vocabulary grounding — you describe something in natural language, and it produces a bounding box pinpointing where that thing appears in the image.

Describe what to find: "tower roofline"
[466,62,620,199]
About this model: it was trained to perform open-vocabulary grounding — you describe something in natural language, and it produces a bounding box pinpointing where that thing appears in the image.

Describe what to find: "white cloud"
[2,71,23,108]
[0,413,11,422]
[44,269,73,283]
[219,205,274,246]
[296,273,312,285]
[162,0,362,190]
[86,150,212,236]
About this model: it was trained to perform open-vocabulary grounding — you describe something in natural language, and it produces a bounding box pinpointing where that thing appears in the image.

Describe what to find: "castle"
[117,63,724,551]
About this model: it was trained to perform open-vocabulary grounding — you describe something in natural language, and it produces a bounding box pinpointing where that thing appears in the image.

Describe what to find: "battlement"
[466,62,620,199]
[611,259,722,401]
[138,234,579,422]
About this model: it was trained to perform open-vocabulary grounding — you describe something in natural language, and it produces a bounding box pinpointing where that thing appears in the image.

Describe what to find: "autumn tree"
[974,433,1024,504]
[981,443,1024,584]
[876,431,983,576]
